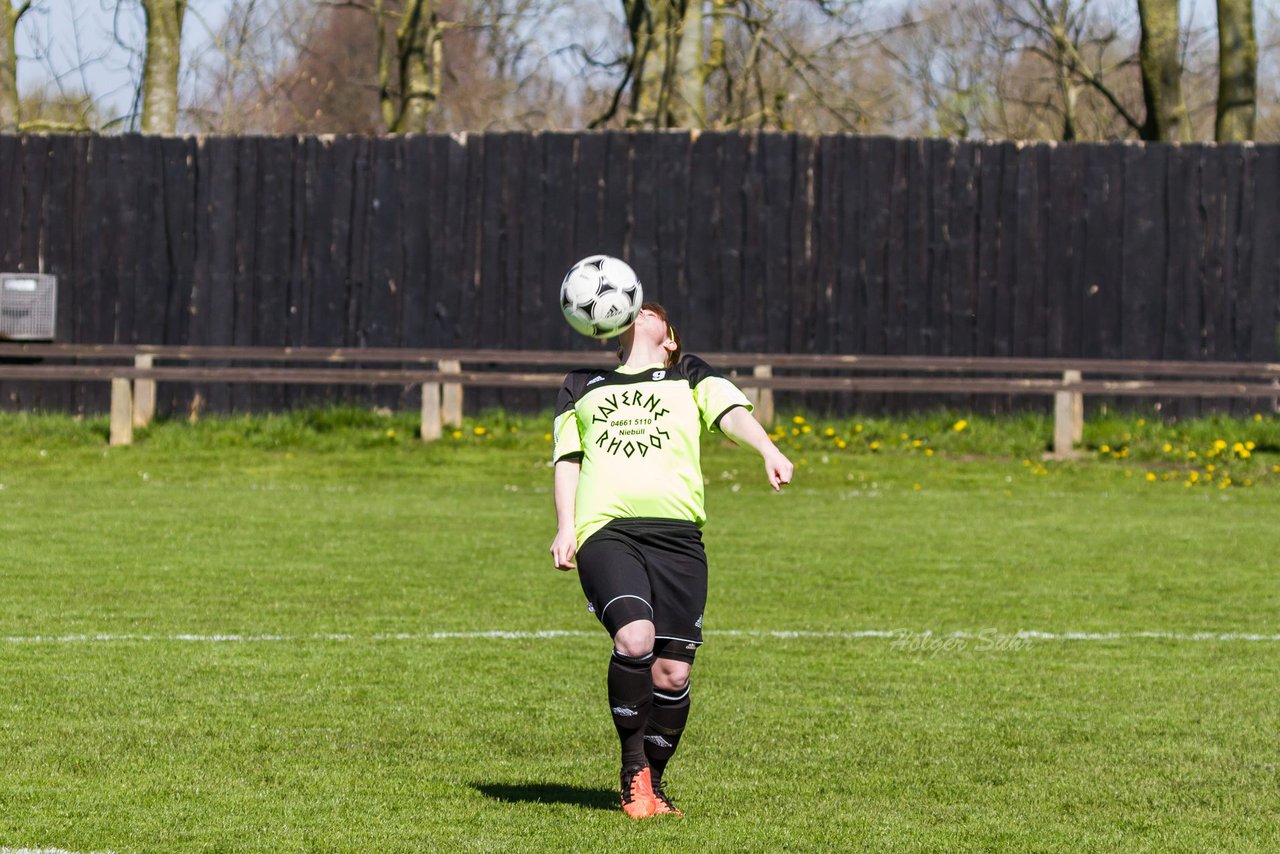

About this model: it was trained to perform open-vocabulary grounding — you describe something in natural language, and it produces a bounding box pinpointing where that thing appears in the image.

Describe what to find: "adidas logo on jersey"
[587,374,605,386]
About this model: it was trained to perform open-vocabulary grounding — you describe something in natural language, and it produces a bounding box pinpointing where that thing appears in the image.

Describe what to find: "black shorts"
[576,518,708,664]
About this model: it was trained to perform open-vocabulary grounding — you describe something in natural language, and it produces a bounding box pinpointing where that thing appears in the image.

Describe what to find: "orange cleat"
[620,765,657,818]
[651,777,683,817]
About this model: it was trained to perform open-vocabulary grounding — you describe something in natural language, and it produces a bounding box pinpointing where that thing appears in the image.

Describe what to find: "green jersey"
[553,354,753,547]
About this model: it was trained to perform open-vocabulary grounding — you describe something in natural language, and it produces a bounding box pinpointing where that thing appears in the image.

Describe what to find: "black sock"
[608,650,654,769]
[645,682,691,782]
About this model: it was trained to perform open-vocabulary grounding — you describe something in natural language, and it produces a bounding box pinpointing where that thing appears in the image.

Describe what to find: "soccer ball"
[559,255,644,339]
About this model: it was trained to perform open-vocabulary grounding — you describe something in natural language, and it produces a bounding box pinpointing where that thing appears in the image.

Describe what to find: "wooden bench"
[2,343,1278,455]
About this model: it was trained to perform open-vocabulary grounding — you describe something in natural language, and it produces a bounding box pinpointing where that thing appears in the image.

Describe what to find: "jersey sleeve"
[552,373,585,463]
[682,354,753,433]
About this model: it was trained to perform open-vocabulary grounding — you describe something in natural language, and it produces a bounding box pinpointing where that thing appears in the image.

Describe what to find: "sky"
[14,0,234,126]
[13,0,1225,131]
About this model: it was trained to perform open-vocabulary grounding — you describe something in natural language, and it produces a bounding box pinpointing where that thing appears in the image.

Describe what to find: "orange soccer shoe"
[620,765,657,818]
[651,777,683,817]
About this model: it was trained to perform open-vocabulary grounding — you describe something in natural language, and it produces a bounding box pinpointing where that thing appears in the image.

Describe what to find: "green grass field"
[1,409,1278,853]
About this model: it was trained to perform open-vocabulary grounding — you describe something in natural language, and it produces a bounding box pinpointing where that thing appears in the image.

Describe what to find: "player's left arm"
[719,407,794,492]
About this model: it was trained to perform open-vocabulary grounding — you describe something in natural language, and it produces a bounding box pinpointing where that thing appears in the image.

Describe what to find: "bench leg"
[133,354,156,428]
[440,359,463,427]
[110,378,134,447]
[1052,370,1083,458]
[420,381,442,441]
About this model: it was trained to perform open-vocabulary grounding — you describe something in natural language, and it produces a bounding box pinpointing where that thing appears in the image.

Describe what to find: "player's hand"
[550,527,578,570]
[764,448,794,492]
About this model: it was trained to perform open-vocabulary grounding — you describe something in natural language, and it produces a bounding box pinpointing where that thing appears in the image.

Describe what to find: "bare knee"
[651,658,690,693]
[613,620,656,658]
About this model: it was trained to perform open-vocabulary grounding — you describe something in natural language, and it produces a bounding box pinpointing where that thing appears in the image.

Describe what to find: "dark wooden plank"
[572,132,607,260]
[926,138,959,410]
[206,136,241,411]
[250,137,294,410]
[629,132,661,306]
[399,136,432,354]
[0,135,19,271]
[541,133,577,349]
[688,131,722,349]
[761,133,794,357]
[656,132,692,336]
[947,141,979,360]
[788,135,817,360]
[1052,143,1086,359]
[472,132,506,411]
[1083,143,1125,360]
[901,137,929,361]
[717,132,746,352]
[735,133,766,352]
[1248,145,1279,366]
[517,133,547,353]
[1119,143,1166,364]
[34,135,77,411]
[602,131,632,259]
[834,134,861,412]
[228,137,258,411]
[1199,146,1228,365]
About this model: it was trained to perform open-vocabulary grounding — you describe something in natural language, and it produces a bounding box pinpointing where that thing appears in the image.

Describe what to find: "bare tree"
[1215,0,1256,140]
[1136,0,1189,140]
[2,0,34,131]
[140,0,187,132]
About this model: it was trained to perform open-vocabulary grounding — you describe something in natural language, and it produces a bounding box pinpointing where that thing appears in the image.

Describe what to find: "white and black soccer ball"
[559,255,644,339]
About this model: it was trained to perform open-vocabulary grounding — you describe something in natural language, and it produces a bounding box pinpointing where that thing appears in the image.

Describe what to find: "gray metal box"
[0,273,57,340]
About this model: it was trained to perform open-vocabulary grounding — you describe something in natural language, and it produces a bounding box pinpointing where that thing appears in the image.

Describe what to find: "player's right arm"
[550,460,580,570]
[549,371,588,570]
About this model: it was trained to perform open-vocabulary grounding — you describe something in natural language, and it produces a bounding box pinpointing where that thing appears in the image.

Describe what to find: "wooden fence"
[1,132,1277,416]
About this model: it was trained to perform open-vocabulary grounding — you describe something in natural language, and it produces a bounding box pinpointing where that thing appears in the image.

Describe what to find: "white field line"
[2,629,1280,644]
[2,849,117,854]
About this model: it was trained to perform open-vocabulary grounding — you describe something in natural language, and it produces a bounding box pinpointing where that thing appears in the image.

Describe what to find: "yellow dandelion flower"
[1022,459,1032,467]
[1188,471,1199,483]
[793,415,806,425]
[1184,481,1193,488]
[1162,443,1173,453]
[952,419,968,432]
[801,425,812,434]
[1244,479,1254,487]
[1100,445,1111,454]
[1124,469,1133,477]
[791,428,800,436]
[1232,441,1245,453]
[543,432,553,441]
[924,448,934,457]
[451,430,463,439]
[1187,451,1198,459]
[869,441,881,451]
[1272,465,1280,474]
[1145,472,1157,482]
[912,483,922,491]
[386,429,396,438]
[1240,450,1252,459]
[1254,414,1263,422]
[1245,441,1256,451]
[912,439,923,447]
[1137,419,1146,427]
[836,439,847,449]
[1205,464,1215,472]
[854,424,864,433]
[474,426,488,436]
[823,427,835,437]
[1213,439,1227,450]
[899,432,909,441]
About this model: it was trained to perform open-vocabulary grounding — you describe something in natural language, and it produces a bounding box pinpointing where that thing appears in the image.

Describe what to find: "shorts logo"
[694,614,703,629]
[685,643,697,650]
[611,706,639,717]
[644,735,674,748]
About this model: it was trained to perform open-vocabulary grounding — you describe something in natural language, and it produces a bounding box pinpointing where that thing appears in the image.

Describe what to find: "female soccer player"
[549,303,794,818]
